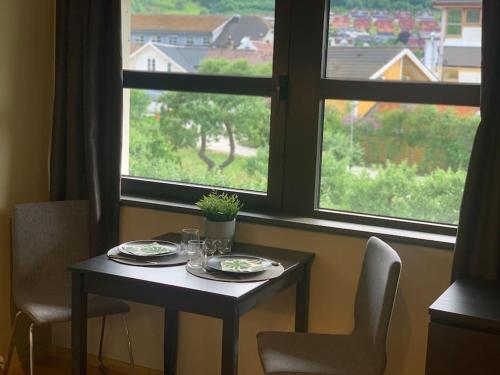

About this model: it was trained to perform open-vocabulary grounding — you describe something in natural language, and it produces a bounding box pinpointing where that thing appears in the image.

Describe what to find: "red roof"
[331,15,350,29]
[398,18,415,31]
[354,18,372,31]
[375,19,394,34]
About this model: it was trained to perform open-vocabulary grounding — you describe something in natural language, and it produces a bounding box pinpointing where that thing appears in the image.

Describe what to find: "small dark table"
[69,233,314,375]
[426,278,500,375]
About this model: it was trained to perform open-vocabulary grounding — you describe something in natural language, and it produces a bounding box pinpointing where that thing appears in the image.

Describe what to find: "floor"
[8,357,123,375]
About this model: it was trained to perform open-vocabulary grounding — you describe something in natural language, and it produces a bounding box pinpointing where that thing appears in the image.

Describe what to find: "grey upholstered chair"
[257,236,401,375]
[4,200,134,375]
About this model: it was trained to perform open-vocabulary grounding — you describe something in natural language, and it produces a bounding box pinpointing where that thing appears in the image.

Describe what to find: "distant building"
[131,14,231,47]
[213,15,270,49]
[130,42,208,73]
[129,41,272,74]
[353,16,372,32]
[374,19,395,35]
[331,14,350,30]
[326,46,437,116]
[433,0,482,83]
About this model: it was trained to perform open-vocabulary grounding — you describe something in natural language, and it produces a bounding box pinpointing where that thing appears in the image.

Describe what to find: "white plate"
[119,240,178,257]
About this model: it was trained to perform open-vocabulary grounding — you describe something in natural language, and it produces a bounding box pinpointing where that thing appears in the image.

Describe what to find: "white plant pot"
[204,218,236,254]
[204,218,236,239]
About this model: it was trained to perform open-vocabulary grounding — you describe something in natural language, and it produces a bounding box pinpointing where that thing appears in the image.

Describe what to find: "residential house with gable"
[212,15,271,49]
[129,42,209,73]
[433,0,482,83]
[131,14,231,46]
[326,46,437,117]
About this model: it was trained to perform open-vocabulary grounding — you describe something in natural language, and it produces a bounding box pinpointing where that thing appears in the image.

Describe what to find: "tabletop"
[429,277,500,332]
[69,233,314,301]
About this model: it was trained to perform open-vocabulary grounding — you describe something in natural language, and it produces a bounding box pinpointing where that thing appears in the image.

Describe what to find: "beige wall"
[0,0,54,356]
[54,207,453,375]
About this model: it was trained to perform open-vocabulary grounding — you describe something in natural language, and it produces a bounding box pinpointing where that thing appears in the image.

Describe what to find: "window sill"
[121,195,456,251]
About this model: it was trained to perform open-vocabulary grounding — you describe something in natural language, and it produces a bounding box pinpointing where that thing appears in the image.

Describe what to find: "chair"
[4,200,135,375]
[257,236,401,375]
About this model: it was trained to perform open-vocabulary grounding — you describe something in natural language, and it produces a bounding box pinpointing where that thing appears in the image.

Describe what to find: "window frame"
[446,8,463,37]
[465,8,481,25]
[121,0,481,237]
[122,0,291,213]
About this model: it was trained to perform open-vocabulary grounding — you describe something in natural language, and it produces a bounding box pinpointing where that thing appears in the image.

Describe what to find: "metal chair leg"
[29,323,34,375]
[98,316,110,373]
[3,311,23,375]
[122,315,135,374]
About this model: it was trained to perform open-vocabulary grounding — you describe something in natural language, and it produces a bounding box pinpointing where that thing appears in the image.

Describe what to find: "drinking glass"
[187,240,205,268]
[181,228,200,254]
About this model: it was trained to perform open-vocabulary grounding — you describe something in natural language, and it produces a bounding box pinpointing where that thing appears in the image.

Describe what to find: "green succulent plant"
[196,191,243,222]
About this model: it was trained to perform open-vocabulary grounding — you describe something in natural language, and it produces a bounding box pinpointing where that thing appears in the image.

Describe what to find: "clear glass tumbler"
[181,228,200,254]
[187,240,205,268]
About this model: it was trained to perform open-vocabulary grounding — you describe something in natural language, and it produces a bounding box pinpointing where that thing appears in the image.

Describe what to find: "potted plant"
[196,191,243,254]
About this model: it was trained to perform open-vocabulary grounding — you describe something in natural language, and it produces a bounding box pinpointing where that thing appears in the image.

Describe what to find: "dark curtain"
[452,0,500,281]
[50,0,123,256]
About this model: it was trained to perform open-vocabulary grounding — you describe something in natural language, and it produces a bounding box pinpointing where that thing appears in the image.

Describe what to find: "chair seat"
[257,332,373,375]
[15,284,130,325]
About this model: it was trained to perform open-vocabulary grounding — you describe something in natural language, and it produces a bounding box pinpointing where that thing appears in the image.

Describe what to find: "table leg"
[164,309,179,374]
[295,263,311,332]
[221,312,239,375]
[71,272,87,375]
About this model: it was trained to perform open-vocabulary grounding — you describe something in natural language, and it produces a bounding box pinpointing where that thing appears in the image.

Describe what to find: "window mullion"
[281,0,328,215]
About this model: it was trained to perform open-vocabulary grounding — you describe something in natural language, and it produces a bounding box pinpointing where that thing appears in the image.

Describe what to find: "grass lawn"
[130,147,268,192]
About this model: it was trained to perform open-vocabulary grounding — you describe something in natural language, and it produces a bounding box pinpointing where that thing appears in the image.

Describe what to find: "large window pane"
[319,100,479,224]
[123,0,275,76]
[327,0,482,84]
[123,89,270,192]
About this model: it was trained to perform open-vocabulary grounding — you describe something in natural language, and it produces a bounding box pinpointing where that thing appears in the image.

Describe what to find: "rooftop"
[213,16,270,48]
[433,0,482,6]
[326,46,404,79]
[131,14,230,33]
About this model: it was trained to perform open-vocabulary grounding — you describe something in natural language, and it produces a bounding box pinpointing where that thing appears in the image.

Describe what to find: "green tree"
[157,59,272,171]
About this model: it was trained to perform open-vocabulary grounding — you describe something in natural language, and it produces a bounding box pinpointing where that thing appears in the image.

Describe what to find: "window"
[154,35,162,42]
[147,58,156,72]
[122,0,481,234]
[122,0,281,211]
[465,8,480,24]
[447,9,462,36]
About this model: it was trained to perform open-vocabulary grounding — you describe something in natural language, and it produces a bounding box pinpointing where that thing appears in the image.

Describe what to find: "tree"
[157,59,272,171]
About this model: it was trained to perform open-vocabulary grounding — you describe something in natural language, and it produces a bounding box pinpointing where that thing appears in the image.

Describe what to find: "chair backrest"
[352,237,401,361]
[11,200,89,293]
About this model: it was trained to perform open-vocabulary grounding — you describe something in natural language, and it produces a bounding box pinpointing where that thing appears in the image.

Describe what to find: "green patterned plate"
[119,240,178,257]
[207,255,273,274]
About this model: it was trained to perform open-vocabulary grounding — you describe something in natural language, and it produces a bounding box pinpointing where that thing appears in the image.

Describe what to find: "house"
[131,14,231,46]
[433,0,482,83]
[331,14,350,30]
[374,19,394,35]
[129,42,209,73]
[353,16,372,32]
[212,15,270,49]
[397,16,415,32]
[326,46,437,116]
